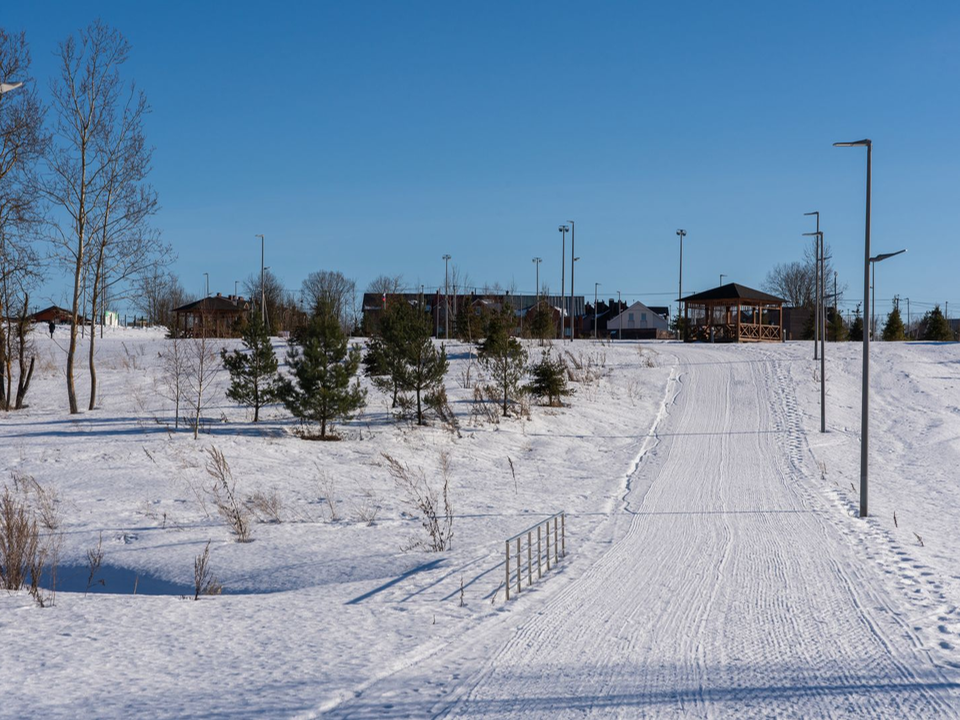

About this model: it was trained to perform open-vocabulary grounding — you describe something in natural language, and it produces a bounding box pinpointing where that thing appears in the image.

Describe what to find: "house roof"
[681,283,785,304]
[173,296,250,313]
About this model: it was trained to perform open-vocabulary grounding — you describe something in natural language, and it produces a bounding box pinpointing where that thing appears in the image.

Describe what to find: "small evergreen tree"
[882,306,906,341]
[478,306,527,416]
[921,305,953,341]
[526,351,572,407]
[364,299,412,407]
[827,307,848,342]
[220,311,279,422]
[400,310,449,425]
[848,304,863,341]
[529,301,554,346]
[800,304,816,341]
[279,303,366,438]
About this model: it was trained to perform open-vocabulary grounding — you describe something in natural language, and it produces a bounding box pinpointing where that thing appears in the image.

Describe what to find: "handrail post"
[537,525,542,579]
[546,520,551,571]
[527,531,533,586]
[562,512,566,558]
[554,516,559,564]
[516,537,522,595]
[505,540,510,601]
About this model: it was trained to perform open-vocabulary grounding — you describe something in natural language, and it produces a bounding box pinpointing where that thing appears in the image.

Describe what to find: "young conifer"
[220,311,278,422]
[921,305,953,341]
[478,305,527,416]
[279,302,366,439]
[526,351,572,407]
[882,306,906,341]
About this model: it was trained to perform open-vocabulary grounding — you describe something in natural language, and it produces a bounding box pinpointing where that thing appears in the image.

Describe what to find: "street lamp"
[720,274,727,286]
[234,280,239,297]
[255,234,267,327]
[676,229,686,338]
[594,282,600,340]
[568,220,575,341]
[558,225,569,340]
[203,272,209,298]
[442,254,451,338]
[869,249,907,339]
[532,257,542,308]
[0,81,24,94]
[804,212,822,360]
[803,230,826,433]
[617,290,622,341]
[834,138,871,517]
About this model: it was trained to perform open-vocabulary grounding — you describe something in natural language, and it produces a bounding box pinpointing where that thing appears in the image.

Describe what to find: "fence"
[504,511,565,601]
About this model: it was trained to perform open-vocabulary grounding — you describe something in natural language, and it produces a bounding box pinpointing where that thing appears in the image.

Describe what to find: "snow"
[2,329,959,717]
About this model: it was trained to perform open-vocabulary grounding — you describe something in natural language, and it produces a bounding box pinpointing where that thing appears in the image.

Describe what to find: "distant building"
[607,301,671,339]
[173,294,251,337]
[30,306,86,324]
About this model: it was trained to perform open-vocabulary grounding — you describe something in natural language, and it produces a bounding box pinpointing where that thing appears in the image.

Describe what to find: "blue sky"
[7,1,960,321]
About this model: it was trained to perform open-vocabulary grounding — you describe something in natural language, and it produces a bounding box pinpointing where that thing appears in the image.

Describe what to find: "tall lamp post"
[804,212,821,360]
[203,272,209,298]
[442,254,451,338]
[558,225,569,339]
[0,81,24,94]
[532,257,542,308]
[803,231,825,433]
[617,290,622,341]
[720,274,726,286]
[676,229,686,338]
[870,250,907,339]
[834,138,871,517]
[568,220,575,341]
[594,282,600,340]
[255,234,267,328]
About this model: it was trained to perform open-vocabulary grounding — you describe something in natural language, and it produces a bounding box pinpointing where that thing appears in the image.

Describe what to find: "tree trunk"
[88,253,104,410]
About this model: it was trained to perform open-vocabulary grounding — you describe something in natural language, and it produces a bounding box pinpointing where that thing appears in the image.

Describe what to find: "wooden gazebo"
[680,283,786,343]
[173,294,251,338]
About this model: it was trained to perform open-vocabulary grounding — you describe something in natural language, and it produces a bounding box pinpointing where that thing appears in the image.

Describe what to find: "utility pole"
[594,282,600,340]
[906,297,911,337]
[558,225,569,339]
[569,220,575,341]
[204,272,209,298]
[676,229,686,338]
[443,254,451,338]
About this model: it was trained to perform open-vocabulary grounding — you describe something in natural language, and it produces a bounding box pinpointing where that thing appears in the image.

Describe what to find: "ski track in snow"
[321,346,960,719]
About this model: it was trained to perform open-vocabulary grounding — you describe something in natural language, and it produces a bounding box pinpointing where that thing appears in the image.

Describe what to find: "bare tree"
[83,72,167,409]
[242,268,284,333]
[301,269,355,330]
[185,325,221,439]
[367,273,404,298]
[133,269,192,328]
[43,22,139,413]
[0,30,46,412]
[764,243,842,308]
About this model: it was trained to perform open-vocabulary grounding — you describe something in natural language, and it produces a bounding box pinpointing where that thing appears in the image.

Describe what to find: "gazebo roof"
[680,283,785,304]
[174,295,249,313]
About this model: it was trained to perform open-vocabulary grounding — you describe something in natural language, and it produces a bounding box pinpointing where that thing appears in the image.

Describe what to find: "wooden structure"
[681,283,785,343]
[173,294,251,338]
[30,306,86,324]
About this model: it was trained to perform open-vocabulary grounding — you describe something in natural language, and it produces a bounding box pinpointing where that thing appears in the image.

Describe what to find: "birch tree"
[43,22,145,413]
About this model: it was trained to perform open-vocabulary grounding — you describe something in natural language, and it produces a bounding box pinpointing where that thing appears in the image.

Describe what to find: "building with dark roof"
[173,294,252,337]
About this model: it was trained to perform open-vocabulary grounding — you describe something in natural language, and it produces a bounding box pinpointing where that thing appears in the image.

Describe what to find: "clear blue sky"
[7,1,960,321]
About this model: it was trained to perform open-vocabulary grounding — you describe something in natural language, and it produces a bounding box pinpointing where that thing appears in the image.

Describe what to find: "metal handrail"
[504,511,565,601]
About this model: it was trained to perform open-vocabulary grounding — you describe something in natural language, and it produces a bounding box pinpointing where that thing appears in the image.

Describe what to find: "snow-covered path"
[324,346,960,718]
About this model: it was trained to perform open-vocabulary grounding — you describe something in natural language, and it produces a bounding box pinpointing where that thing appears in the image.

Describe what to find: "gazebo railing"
[504,511,565,601]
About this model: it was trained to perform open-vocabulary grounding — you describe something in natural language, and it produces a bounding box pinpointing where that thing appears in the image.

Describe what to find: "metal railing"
[504,511,565,601]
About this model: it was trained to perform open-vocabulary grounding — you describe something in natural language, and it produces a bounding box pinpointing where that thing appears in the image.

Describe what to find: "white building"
[607,301,669,337]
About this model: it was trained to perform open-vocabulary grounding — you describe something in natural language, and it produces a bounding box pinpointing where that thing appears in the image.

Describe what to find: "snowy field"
[2,329,959,718]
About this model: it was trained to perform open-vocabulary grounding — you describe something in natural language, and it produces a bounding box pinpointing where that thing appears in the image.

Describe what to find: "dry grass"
[205,446,252,542]
[245,489,283,524]
[383,452,454,552]
[193,541,223,599]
